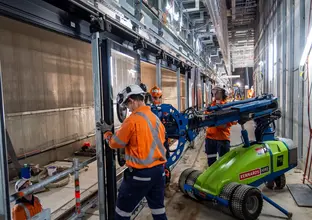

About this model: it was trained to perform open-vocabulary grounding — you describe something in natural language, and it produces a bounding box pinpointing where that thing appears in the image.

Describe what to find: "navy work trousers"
[205,138,230,166]
[115,164,167,220]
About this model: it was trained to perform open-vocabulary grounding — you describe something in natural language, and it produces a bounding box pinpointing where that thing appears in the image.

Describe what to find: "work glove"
[96,120,113,134]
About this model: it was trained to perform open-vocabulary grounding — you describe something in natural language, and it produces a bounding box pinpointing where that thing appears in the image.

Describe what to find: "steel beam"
[185,70,190,108]
[91,32,107,220]
[0,62,10,220]
[156,59,162,88]
[282,0,287,137]
[297,0,305,159]
[287,0,294,139]
[177,67,181,111]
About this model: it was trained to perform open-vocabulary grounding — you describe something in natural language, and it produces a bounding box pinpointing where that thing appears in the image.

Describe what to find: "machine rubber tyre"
[179,168,195,194]
[219,182,241,215]
[231,184,263,220]
[274,174,286,190]
[265,174,286,190]
[185,170,202,200]
[265,181,274,190]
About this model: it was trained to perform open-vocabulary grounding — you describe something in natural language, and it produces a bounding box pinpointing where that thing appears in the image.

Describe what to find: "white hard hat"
[15,178,31,192]
[212,85,228,96]
[117,84,146,107]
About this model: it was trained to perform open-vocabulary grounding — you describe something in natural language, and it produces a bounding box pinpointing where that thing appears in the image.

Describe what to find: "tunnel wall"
[254,0,311,177]
[0,14,203,178]
[0,16,95,174]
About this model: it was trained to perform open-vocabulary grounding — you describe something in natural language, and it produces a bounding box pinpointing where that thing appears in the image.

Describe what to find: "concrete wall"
[0,16,95,175]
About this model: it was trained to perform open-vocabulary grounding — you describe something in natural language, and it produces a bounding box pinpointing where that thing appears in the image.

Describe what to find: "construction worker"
[150,85,162,105]
[205,86,237,166]
[149,85,171,185]
[247,86,255,98]
[12,179,46,220]
[96,84,168,220]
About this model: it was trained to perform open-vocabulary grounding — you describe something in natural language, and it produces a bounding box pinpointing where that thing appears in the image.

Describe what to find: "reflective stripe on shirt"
[124,111,166,165]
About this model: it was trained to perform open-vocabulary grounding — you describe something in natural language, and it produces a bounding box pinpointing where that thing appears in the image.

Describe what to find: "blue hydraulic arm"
[150,94,280,169]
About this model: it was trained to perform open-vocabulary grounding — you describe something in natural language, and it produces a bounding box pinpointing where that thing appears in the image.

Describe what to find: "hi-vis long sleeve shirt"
[104,106,167,169]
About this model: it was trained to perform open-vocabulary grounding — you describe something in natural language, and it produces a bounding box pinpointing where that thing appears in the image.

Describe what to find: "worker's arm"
[104,118,134,149]
[12,205,27,220]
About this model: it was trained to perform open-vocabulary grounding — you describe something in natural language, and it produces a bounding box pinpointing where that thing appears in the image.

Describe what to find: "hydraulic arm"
[150,94,280,168]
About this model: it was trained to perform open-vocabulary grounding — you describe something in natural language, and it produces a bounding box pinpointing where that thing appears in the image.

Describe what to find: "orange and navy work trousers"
[115,164,167,220]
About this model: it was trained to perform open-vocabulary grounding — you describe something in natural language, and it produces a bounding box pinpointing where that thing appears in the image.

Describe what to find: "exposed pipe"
[232,0,236,20]
[7,133,95,164]
[6,106,93,117]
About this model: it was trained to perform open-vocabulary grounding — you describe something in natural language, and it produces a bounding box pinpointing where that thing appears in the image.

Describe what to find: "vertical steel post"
[91,32,107,220]
[298,0,305,160]
[0,62,10,220]
[73,158,81,219]
[185,70,189,109]
[288,0,294,139]
[156,59,162,88]
[282,0,287,137]
[276,4,281,135]
[101,39,117,220]
[245,67,249,89]
[194,68,197,109]
[201,76,205,109]
[176,67,181,111]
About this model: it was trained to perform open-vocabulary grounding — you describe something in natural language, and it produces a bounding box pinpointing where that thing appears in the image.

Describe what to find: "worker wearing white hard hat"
[97,84,168,220]
[12,178,43,220]
[205,85,237,166]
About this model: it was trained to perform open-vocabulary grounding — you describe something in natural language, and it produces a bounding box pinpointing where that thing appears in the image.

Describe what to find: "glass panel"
[110,49,138,127]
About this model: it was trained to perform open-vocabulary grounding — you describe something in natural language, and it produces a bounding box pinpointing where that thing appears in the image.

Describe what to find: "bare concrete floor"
[11,122,312,220]
[130,123,312,220]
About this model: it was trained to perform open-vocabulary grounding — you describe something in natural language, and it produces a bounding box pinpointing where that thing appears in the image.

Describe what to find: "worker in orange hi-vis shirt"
[150,85,162,105]
[205,86,237,166]
[96,84,168,220]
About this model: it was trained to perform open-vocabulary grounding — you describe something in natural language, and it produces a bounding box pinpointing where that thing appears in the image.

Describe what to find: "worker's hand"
[96,120,113,133]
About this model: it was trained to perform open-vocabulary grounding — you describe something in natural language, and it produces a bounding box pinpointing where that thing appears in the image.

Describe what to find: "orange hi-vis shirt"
[105,105,167,169]
[12,196,42,220]
[206,100,237,141]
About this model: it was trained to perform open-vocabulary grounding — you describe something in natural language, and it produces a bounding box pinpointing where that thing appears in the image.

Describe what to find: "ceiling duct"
[183,0,200,13]
[203,0,230,73]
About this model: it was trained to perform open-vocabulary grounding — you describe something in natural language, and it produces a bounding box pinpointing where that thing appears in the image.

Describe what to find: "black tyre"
[265,174,286,190]
[179,168,195,194]
[231,185,263,220]
[265,181,274,190]
[185,170,202,200]
[219,182,241,215]
[274,174,286,190]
